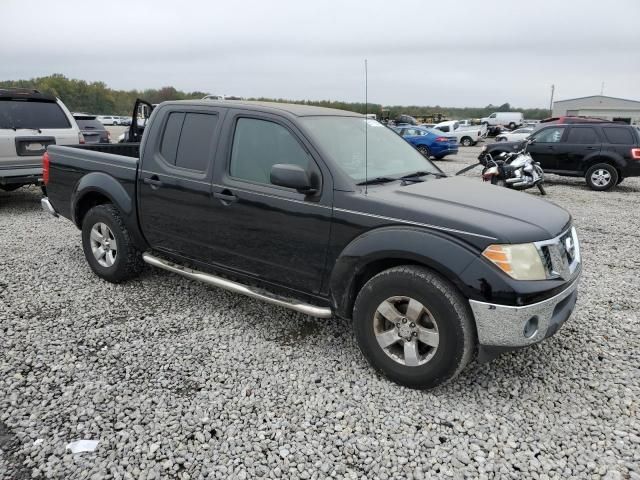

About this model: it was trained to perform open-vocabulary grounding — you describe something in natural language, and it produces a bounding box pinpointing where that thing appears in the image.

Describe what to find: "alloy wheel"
[591,169,611,187]
[90,222,117,267]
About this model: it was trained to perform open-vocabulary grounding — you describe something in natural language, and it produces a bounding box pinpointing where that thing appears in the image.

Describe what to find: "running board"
[142,253,333,318]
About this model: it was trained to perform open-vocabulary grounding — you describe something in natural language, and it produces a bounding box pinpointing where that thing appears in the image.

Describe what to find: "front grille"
[535,227,581,280]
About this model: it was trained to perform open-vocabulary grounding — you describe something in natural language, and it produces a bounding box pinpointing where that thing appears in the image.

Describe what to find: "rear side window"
[230,118,310,186]
[566,127,599,144]
[0,100,71,129]
[159,112,218,172]
[602,127,634,144]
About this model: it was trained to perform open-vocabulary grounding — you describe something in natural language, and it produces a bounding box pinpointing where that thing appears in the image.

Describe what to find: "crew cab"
[482,123,640,190]
[0,88,82,191]
[42,100,582,389]
[433,121,486,146]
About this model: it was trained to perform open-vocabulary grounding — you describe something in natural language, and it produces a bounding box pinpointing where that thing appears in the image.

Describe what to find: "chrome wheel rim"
[373,296,439,367]
[591,169,611,187]
[90,222,117,267]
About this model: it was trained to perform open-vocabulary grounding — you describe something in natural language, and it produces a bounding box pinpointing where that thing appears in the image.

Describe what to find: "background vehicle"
[482,123,640,190]
[97,115,120,126]
[0,88,82,191]
[393,125,458,159]
[42,100,581,390]
[73,114,110,144]
[481,112,524,129]
[117,99,155,143]
[495,127,534,142]
[395,114,418,125]
[433,120,485,146]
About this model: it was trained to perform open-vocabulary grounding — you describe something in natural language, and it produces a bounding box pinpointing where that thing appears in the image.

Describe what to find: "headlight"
[482,243,546,280]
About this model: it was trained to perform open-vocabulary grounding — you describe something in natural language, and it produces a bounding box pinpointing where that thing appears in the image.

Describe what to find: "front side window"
[532,127,565,143]
[0,100,70,129]
[230,118,310,185]
[301,116,440,183]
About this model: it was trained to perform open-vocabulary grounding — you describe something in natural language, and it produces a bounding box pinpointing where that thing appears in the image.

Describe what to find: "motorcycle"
[457,141,547,195]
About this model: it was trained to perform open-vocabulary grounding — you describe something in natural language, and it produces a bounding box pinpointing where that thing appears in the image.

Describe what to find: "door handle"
[213,190,238,204]
[546,145,554,149]
[143,175,163,189]
[586,146,597,150]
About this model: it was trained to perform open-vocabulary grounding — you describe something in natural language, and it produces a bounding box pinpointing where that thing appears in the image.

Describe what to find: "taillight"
[42,152,50,185]
[107,130,111,142]
[78,132,85,144]
[632,148,640,160]
[435,137,448,142]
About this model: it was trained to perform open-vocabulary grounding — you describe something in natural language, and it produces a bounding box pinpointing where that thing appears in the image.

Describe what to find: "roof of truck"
[163,99,363,117]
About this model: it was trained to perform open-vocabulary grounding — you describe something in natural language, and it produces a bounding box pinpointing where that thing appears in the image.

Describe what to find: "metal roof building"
[552,95,640,125]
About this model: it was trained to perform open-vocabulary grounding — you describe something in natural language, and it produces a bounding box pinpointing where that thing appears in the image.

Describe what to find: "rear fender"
[584,152,625,172]
[329,226,481,318]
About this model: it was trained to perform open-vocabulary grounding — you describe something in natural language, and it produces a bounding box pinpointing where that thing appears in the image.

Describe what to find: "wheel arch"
[583,153,625,174]
[329,226,481,319]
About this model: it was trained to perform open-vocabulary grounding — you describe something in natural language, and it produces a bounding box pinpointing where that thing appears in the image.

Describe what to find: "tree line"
[1,74,550,120]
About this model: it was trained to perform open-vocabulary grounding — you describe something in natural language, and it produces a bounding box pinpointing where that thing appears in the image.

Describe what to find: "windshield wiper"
[356,176,397,186]
[400,171,448,179]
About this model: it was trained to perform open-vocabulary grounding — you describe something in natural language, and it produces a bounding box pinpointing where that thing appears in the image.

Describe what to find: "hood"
[352,177,571,247]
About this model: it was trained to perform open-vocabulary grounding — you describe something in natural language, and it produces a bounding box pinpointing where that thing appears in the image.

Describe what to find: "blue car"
[392,126,458,160]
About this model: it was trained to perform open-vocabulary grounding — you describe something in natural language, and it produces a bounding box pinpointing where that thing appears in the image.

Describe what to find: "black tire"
[490,176,506,187]
[508,122,516,129]
[585,163,618,191]
[416,145,431,158]
[434,155,445,160]
[353,266,475,390]
[81,204,144,283]
[460,137,473,147]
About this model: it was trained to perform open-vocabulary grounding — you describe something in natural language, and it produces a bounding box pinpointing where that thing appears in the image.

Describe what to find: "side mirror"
[527,137,536,145]
[270,164,316,194]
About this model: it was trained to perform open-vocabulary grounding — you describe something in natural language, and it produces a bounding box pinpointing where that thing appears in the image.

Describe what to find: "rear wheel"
[508,122,516,129]
[353,266,475,389]
[416,145,431,158]
[460,137,473,147]
[81,204,144,283]
[585,163,618,191]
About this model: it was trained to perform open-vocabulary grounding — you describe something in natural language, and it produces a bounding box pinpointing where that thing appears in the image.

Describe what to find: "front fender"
[329,226,481,318]
[72,172,133,226]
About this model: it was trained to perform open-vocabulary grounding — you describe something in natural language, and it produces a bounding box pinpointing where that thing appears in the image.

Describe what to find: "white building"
[552,95,640,125]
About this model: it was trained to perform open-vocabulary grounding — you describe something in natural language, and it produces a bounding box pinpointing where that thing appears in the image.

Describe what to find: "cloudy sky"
[2,0,639,108]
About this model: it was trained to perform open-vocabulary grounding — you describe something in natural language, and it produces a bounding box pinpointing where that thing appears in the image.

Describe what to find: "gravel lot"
[1,146,639,479]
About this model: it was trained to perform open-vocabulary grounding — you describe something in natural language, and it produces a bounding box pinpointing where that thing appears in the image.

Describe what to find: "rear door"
[208,110,333,295]
[601,126,638,177]
[138,105,226,261]
[555,126,601,173]
[527,126,567,170]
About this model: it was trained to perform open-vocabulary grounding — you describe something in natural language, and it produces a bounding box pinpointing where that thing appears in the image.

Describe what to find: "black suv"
[484,123,640,190]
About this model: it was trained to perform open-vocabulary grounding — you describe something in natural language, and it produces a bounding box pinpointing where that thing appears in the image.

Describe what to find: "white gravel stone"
[1,146,639,479]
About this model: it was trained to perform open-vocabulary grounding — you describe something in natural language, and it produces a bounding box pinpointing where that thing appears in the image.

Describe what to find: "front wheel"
[416,145,431,158]
[353,266,475,389]
[81,204,144,283]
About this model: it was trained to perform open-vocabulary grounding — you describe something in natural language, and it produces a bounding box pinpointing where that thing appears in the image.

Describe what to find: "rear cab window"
[159,112,219,172]
[0,99,71,129]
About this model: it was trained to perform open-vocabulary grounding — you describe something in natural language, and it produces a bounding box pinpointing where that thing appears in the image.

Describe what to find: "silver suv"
[0,88,81,192]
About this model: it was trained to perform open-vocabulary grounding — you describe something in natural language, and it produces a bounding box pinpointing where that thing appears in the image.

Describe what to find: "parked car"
[481,112,524,130]
[73,114,110,144]
[97,115,120,126]
[395,114,418,125]
[42,100,582,389]
[0,88,82,191]
[495,127,534,142]
[118,116,132,126]
[482,123,640,190]
[392,125,458,159]
[433,121,485,146]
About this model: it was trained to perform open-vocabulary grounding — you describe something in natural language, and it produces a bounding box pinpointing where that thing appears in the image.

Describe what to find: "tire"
[81,204,144,283]
[353,266,475,390]
[434,155,445,160]
[460,137,473,147]
[585,163,618,191]
[508,122,516,129]
[416,145,431,158]
[490,177,506,187]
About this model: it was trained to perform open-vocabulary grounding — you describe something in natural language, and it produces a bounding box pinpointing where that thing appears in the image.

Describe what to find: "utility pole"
[549,84,555,116]
[600,82,605,95]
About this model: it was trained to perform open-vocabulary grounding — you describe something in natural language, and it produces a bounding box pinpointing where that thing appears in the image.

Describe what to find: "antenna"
[364,59,368,195]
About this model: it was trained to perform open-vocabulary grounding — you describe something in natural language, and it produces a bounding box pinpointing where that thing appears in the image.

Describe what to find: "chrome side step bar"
[142,253,333,318]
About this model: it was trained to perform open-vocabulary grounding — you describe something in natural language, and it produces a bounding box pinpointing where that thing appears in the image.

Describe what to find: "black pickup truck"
[42,100,582,389]
[483,122,640,191]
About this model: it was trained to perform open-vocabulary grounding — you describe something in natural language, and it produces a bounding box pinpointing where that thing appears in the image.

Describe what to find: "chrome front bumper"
[469,276,580,348]
[41,197,58,217]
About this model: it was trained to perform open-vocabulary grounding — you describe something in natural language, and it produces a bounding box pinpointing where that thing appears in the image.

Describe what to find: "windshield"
[301,117,440,183]
[0,100,70,129]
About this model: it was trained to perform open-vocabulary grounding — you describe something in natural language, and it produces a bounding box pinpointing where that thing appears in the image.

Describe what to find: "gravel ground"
[1,146,639,479]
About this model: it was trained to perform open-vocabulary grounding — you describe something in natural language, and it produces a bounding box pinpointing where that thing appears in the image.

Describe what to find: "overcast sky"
[2,0,639,108]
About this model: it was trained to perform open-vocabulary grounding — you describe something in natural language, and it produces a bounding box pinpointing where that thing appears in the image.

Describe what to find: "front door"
[138,106,226,261]
[209,112,333,295]
[527,126,567,171]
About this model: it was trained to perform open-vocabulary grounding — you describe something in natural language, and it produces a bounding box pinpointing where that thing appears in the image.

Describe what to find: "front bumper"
[469,275,580,361]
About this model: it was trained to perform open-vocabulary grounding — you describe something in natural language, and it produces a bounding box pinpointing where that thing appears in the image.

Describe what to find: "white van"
[480,112,524,129]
